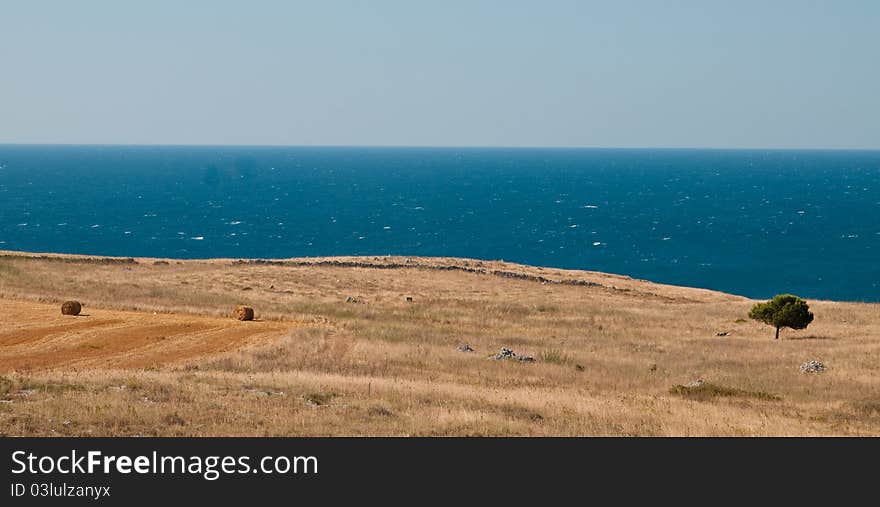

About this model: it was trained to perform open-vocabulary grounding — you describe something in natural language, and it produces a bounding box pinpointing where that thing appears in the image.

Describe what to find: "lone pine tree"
[748,294,814,339]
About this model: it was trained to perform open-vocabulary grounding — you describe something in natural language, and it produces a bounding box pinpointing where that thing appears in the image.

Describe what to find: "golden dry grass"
[0,250,878,436]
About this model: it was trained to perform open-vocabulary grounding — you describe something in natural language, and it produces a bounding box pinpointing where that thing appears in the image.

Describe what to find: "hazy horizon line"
[2,142,879,152]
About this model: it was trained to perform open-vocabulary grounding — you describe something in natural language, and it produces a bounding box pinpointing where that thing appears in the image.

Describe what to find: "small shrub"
[499,404,544,422]
[163,412,186,426]
[535,304,558,313]
[304,392,336,406]
[0,376,13,398]
[540,349,571,365]
[367,405,394,417]
[850,400,880,417]
[17,378,86,394]
[669,382,780,402]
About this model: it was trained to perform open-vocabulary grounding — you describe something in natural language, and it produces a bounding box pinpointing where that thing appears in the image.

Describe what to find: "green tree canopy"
[748,294,814,339]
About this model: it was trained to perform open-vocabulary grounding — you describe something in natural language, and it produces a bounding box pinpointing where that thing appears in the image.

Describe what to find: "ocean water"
[0,145,878,301]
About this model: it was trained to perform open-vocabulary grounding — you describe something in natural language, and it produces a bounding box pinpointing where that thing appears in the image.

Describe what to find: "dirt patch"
[0,319,123,346]
[0,299,292,373]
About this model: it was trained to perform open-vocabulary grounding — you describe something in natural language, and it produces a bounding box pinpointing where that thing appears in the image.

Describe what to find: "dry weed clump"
[669,381,780,402]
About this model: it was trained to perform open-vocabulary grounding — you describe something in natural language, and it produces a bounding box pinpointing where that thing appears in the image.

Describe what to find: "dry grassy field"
[0,250,878,436]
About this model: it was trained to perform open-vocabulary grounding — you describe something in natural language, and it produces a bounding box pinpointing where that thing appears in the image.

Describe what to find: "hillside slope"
[0,251,878,436]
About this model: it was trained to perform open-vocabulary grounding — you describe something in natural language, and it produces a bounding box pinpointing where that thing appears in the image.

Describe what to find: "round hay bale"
[61,300,82,316]
[234,305,254,321]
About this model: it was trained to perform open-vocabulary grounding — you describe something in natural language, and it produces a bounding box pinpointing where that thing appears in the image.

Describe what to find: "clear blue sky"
[1,1,878,148]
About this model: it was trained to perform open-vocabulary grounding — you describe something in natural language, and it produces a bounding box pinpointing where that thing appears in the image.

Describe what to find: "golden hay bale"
[61,300,82,316]
[234,305,254,321]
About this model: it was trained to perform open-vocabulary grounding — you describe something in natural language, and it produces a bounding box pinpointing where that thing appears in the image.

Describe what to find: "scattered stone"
[245,388,286,397]
[61,300,82,316]
[800,360,826,373]
[457,343,474,353]
[715,331,729,336]
[492,347,535,362]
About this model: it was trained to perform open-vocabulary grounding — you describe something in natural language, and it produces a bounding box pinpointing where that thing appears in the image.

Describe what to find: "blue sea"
[0,145,878,301]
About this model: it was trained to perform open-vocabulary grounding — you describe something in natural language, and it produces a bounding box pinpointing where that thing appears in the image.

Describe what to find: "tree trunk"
[775,326,780,340]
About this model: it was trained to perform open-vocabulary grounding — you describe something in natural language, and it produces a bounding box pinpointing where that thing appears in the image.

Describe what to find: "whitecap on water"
[228,221,242,225]
[91,224,100,228]
[191,236,204,240]
[592,241,602,246]
[581,205,599,209]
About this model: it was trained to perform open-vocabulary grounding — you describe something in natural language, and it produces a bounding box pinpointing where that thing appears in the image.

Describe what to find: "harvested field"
[0,299,291,372]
